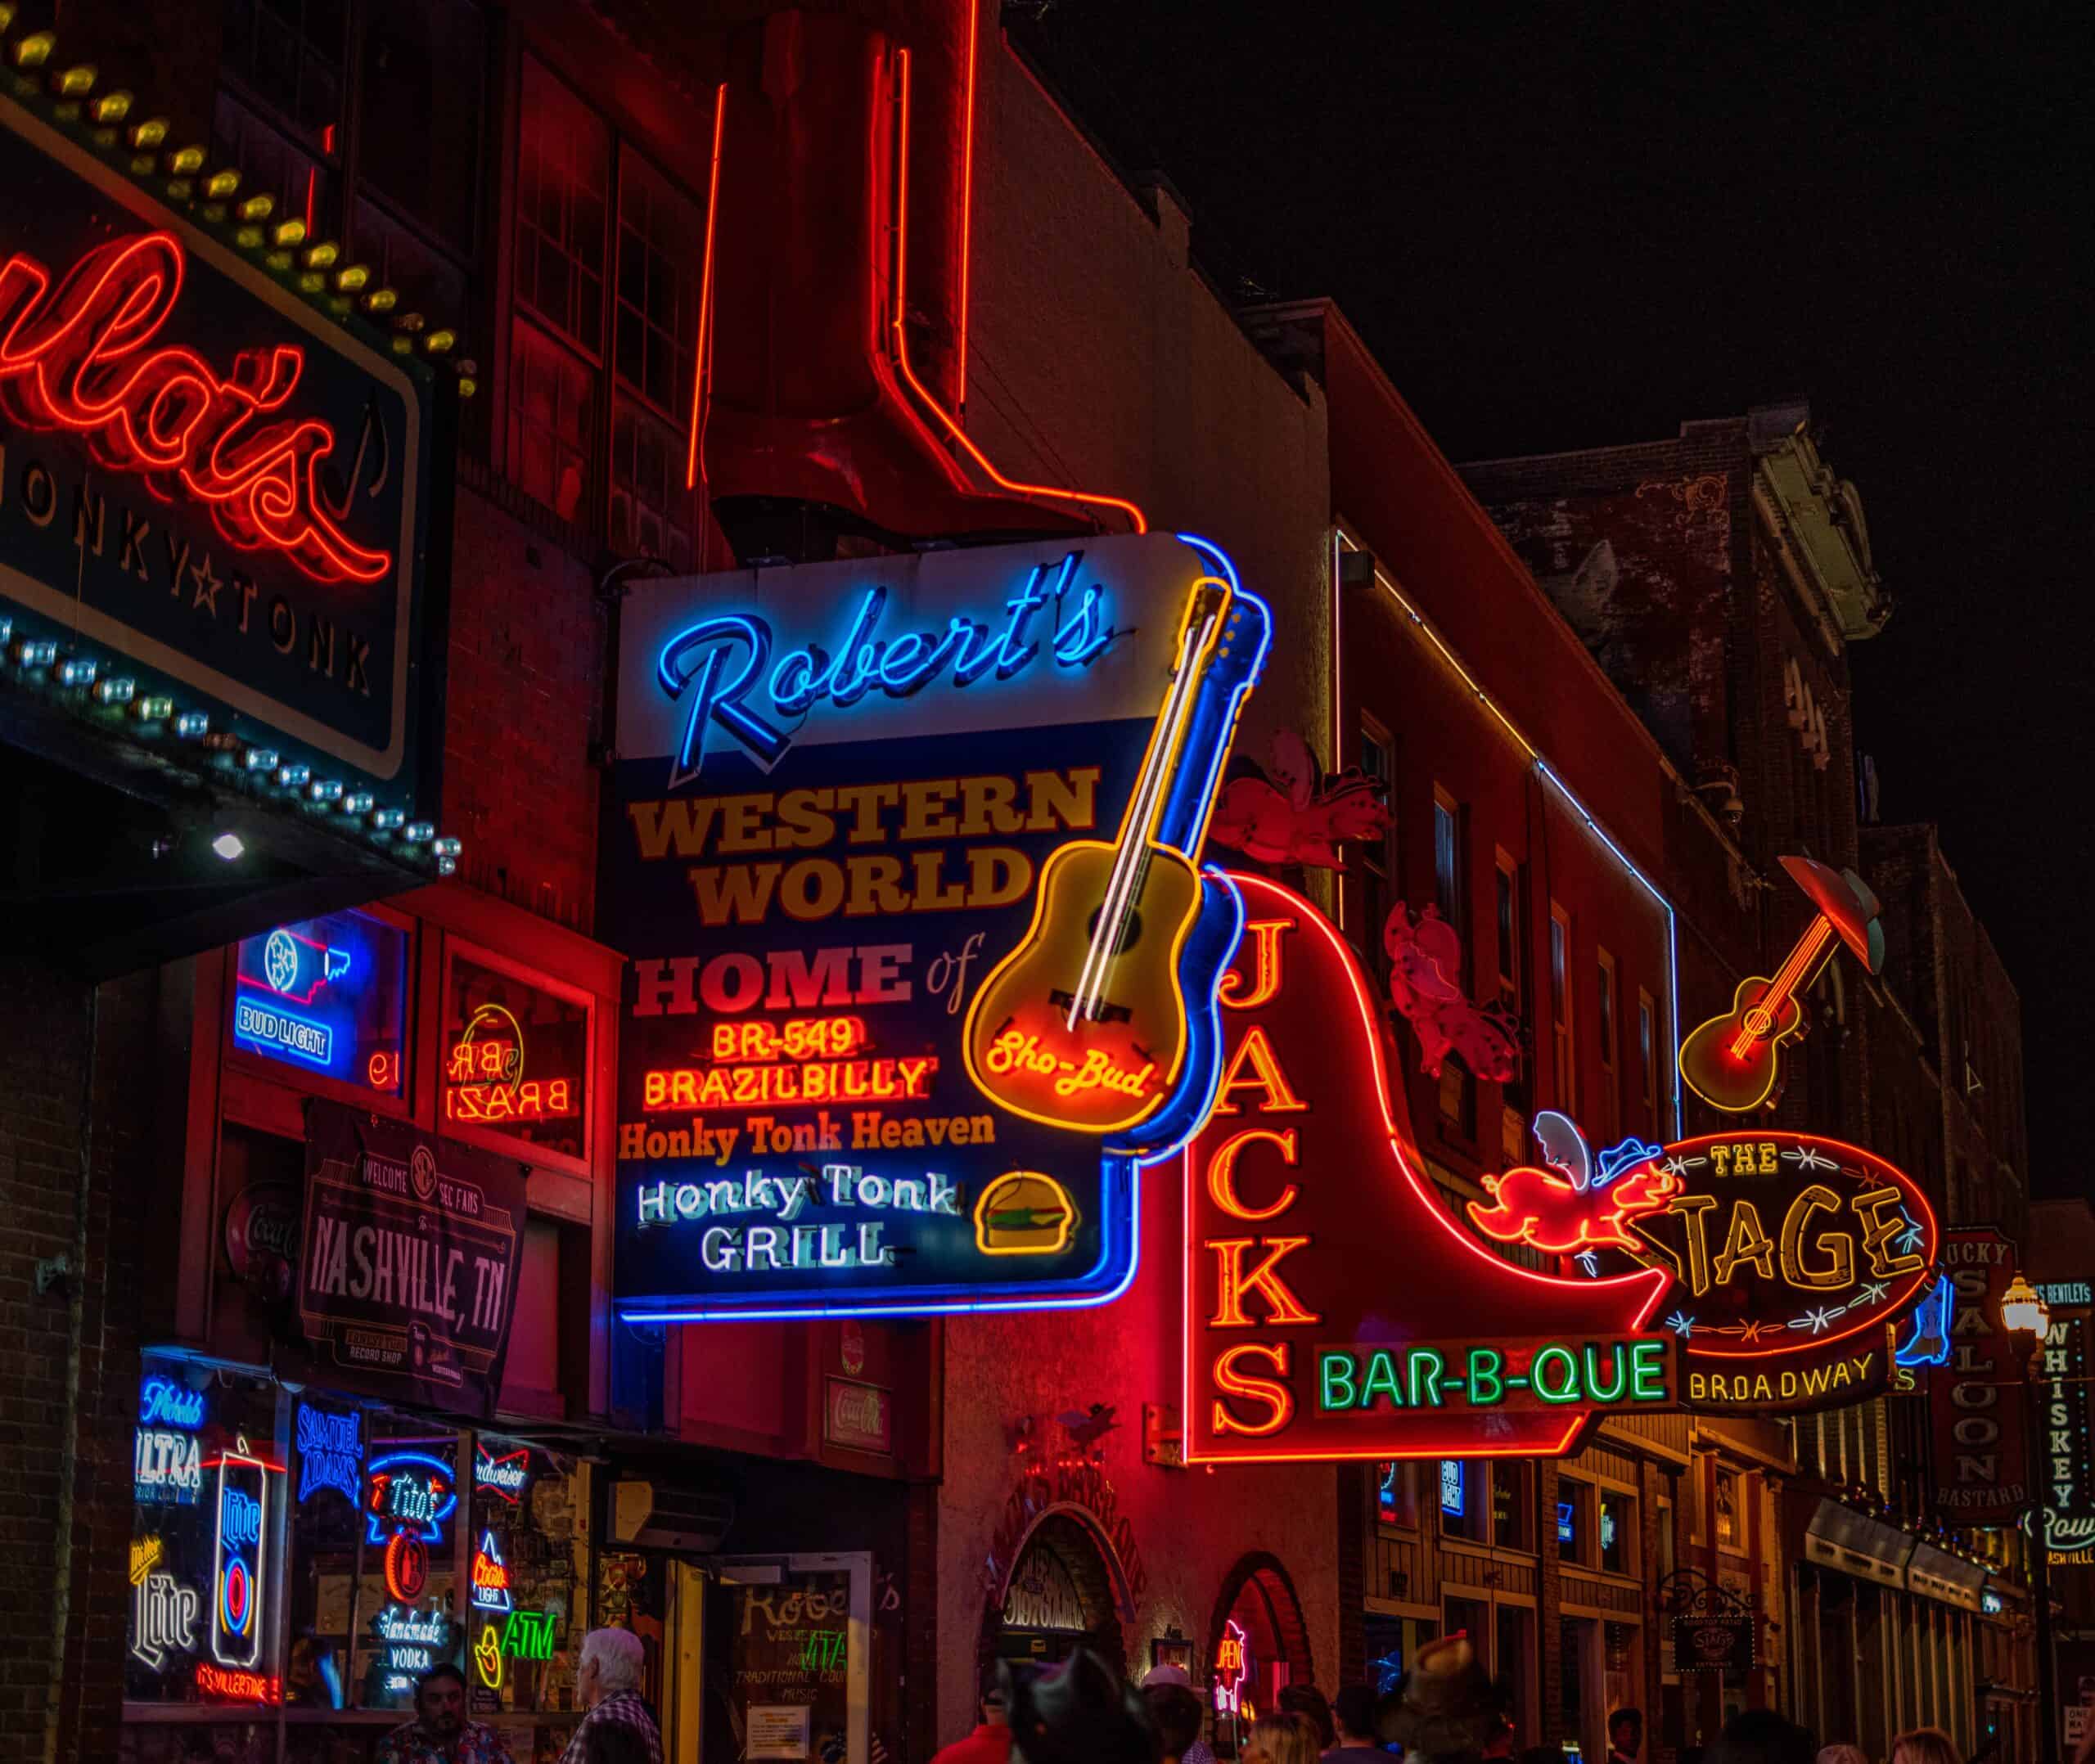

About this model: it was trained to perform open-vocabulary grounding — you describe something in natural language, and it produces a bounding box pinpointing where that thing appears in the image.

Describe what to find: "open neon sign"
[654,555,1115,785]
[0,232,391,584]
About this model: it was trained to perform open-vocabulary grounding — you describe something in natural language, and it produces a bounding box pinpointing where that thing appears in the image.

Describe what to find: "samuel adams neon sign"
[655,552,1115,785]
[0,233,390,583]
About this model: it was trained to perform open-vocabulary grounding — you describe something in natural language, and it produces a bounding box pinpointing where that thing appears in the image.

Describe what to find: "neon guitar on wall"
[963,557,1269,1148]
[1677,855,1885,1113]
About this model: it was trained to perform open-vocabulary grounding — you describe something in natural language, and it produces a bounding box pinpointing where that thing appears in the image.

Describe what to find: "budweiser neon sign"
[0,232,391,584]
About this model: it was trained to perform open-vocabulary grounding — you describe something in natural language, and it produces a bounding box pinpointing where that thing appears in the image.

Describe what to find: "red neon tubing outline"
[1656,1129,1939,1361]
[0,232,392,584]
[891,48,1147,535]
[1181,872,1669,1465]
[683,83,728,495]
[954,0,980,413]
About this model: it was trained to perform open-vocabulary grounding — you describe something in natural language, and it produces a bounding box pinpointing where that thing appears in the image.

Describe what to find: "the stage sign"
[0,87,441,817]
[1182,875,1680,1465]
[1928,1226,2031,1523]
[1628,1131,1938,1414]
[606,533,1268,1318]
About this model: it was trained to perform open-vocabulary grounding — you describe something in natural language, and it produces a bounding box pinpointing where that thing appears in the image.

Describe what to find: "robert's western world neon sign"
[610,533,1266,1320]
[1182,875,1678,1464]
[656,551,1115,787]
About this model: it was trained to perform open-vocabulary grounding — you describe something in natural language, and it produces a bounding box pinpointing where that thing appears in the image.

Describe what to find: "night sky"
[1016,2,2090,1193]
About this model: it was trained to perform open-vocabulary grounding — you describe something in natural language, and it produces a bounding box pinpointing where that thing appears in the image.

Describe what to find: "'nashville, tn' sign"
[1,87,439,815]
[1630,1132,1939,1413]
[1182,875,1682,1463]
[608,533,1268,1317]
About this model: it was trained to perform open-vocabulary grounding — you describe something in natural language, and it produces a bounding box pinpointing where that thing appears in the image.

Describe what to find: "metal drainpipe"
[43,983,99,1764]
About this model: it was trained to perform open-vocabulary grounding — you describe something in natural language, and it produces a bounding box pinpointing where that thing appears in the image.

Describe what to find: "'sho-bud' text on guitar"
[963,571,1266,1145]
[1677,854,1885,1114]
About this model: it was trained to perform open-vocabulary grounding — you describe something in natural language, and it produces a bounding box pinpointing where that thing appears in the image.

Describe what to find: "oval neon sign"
[1634,1132,1937,1361]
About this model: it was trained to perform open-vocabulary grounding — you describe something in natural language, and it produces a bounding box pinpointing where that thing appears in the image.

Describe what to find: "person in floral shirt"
[377,1663,515,1764]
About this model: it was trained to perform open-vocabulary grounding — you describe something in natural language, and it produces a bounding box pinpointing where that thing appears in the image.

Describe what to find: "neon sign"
[475,1624,504,1691]
[0,232,391,584]
[363,1451,457,1545]
[196,1662,282,1703]
[612,533,1267,1322]
[2040,1282,2093,1307]
[210,1444,268,1669]
[1182,876,1674,1464]
[230,912,405,1089]
[139,1378,205,1429]
[1440,1460,1465,1517]
[128,1536,200,1671]
[1214,1618,1248,1717]
[655,554,1115,785]
[502,1608,558,1661]
[475,1443,530,1503]
[1678,857,1882,1114]
[295,1402,363,1505]
[1630,1132,1938,1413]
[383,1532,429,1604]
[232,996,334,1067]
[1895,1275,1955,1368]
[371,1604,454,1695]
[1469,1113,1681,1258]
[444,1001,576,1126]
[135,1428,203,1505]
[471,1531,513,1613]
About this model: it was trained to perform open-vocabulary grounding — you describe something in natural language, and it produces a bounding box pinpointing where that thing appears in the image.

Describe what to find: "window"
[214,1,483,334]
[1377,1461,1420,1529]
[442,952,592,1163]
[1495,855,1529,1118]
[1358,722,1395,969]
[1550,904,1575,1109]
[228,909,411,1098]
[1441,1460,1486,1541]
[1432,790,1466,980]
[1599,1488,1635,1575]
[1493,1460,1534,1550]
[1714,1468,1741,1550]
[1638,988,1658,1127]
[1557,1477,1592,1564]
[1596,949,1619,1141]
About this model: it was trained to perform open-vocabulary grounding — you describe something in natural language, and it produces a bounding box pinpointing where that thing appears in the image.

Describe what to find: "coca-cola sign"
[224,1181,301,1299]
[823,1377,892,1455]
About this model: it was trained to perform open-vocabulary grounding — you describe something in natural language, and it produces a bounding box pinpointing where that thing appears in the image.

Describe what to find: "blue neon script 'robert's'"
[656,551,1115,784]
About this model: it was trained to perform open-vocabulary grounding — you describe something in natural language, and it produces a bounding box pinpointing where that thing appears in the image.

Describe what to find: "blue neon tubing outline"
[619,535,1265,1321]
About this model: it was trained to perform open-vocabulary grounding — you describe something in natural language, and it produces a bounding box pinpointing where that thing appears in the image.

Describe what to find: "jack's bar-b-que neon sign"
[1182,875,1678,1464]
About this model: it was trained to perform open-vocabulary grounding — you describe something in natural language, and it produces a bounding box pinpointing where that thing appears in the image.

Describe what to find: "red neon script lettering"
[0,232,391,584]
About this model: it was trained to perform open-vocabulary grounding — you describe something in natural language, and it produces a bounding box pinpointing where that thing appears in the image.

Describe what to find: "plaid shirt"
[376,1718,515,1764]
[558,1690,665,1764]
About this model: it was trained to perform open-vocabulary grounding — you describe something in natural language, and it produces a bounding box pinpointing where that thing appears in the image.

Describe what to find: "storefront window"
[127,1357,285,1711]
[1600,1489,1635,1574]
[463,1432,587,1752]
[1377,1461,1419,1528]
[230,909,410,1096]
[1558,1478,1590,1563]
[1714,1469,1741,1550]
[443,952,590,1161]
[1442,1462,1487,1542]
[1493,1462,1533,1550]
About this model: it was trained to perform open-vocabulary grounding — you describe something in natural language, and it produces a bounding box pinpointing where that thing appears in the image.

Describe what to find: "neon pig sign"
[1182,875,1678,1465]
[610,533,1268,1321]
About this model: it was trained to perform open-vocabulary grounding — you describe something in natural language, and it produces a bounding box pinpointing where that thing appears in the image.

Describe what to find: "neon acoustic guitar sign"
[0,232,391,584]
[1678,856,1883,1113]
[1182,875,1679,1465]
[965,576,1266,1143]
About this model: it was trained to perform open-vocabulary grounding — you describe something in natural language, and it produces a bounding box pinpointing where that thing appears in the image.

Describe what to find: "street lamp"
[2002,1274,2057,1764]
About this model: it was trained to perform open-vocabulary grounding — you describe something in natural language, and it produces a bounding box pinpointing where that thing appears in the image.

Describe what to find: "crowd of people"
[934,1633,1998,1764]
[372,1626,2007,1764]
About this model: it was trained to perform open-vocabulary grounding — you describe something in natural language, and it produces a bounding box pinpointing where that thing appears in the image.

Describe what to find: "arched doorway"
[1208,1554,1315,1757]
[985,1509,1130,1676]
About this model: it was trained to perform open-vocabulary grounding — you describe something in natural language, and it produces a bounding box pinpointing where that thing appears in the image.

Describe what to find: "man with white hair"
[558,1627,662,1764]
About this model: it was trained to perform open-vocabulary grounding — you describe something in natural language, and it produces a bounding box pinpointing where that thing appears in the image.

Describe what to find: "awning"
[1907,1541,1985,1612]
[1804,1497,1911,1590]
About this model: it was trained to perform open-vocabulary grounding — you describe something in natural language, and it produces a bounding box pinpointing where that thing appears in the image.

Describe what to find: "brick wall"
[0,958,155,1762]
